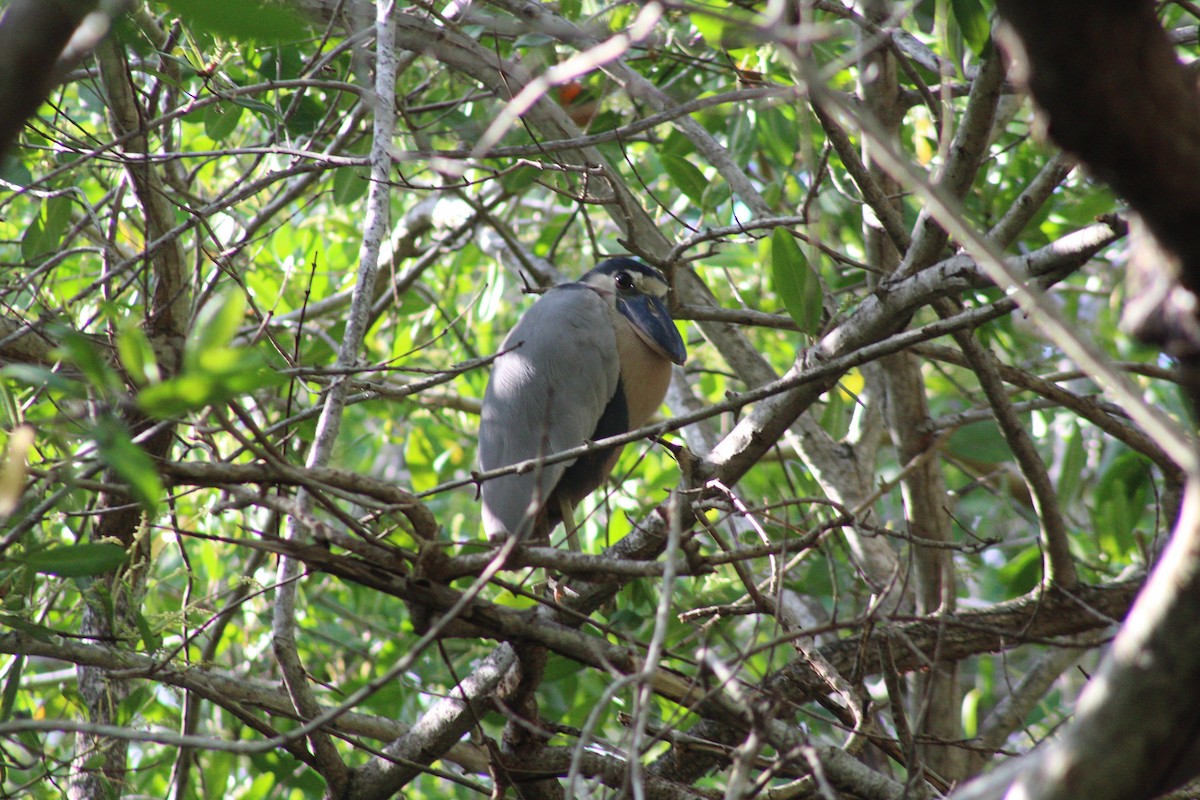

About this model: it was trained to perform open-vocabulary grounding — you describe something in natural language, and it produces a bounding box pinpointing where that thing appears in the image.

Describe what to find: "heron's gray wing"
[479,285,619,540]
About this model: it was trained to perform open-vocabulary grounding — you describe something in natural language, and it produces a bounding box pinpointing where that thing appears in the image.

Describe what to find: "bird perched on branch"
[479,257,688,550]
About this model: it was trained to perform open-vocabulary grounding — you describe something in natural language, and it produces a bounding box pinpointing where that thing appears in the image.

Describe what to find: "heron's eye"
[615,271,635,291]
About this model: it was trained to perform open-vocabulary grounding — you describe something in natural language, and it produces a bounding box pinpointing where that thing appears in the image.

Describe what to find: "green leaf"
[500,164,540,194]
[607,4,633,31]
[137,347,283,417]
[688,5,757,51]
[0,616,57,643]
[758,105,800,168]
[1093,451,1149,559]
[55,330,123,396]
[405,426,438,493]
[158,0,307,41]
[118,684,153,724]
[231,96,281,119]
[20,215,47,263]
[998,544,1042,594]
[962,687,982,738]
[661,129,695,159]
[1,364,87,396]
[770,228,823,335]
[332,165,370,206]
[661,154,708,206]
[514,32,555,47]
[689,11,726,49]
[0,379,16,429]
[560,0,581,21]
[763,181,783,209]
[284,93,324,135]
[819,384,850,439]
[19,543,128,577]
[92,415,163,514]
[188,290,247,371]
[1056,420,1086,505]
[947,421,1013,465]
[42,195,73,246]
[701,180,731,211]
[950,0,991,55]
[0,155,32,187]
[158,52,201,74]
[0,655,24,720]
[137,374,214,417]
[134,609,162,652]
[116,323,160,386]
[728,112,755,168]
[204,101,244,142]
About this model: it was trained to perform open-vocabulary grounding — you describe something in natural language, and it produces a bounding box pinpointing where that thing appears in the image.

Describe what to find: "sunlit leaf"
[137,374,211,417]
[770,227,822,335]
[157,0,307,41]
[689,11,726,49]
[20,215,47,262]
[42,196,72,249]
[962,687,982,738]
[116,323,160,386]
[187,290,247,372]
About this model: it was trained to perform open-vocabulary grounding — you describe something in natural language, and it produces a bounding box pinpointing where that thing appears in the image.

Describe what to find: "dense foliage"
[0,0,1193,798]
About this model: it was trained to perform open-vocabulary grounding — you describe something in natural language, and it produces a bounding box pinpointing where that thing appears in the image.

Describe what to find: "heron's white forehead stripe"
[579,264,670,298]
[631,273,669,297]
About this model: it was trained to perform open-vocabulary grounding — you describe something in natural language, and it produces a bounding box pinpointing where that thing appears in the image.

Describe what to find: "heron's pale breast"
[613,315,673,428]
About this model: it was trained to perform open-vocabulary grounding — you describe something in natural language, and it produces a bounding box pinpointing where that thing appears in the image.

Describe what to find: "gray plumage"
[479,284,618,539]
[478,258,687,545]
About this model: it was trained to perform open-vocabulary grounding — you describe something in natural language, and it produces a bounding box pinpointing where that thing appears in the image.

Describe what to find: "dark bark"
[950,3,1200,799]
[69,38,190,800]
[995,0,1200,366]
[0,0,100,161]
[995,0,1200,294]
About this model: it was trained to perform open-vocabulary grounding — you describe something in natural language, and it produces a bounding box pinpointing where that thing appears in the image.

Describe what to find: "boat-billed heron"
[479,257,687,548]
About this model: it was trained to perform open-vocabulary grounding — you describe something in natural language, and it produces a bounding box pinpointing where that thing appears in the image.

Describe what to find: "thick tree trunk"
[947,3,1200,798]
[68,38,189,800]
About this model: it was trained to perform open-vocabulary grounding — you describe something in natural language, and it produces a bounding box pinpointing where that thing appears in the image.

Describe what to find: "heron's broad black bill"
[617,293,687,365]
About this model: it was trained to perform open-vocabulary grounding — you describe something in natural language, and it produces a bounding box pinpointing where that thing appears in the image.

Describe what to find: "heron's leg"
[557,496,581,552]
